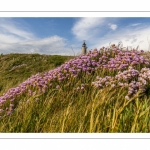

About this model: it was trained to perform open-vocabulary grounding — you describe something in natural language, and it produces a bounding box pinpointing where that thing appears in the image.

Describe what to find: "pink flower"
[56,85,60,89]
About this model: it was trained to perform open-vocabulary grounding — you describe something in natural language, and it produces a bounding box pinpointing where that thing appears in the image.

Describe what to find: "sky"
[1,17,150,55]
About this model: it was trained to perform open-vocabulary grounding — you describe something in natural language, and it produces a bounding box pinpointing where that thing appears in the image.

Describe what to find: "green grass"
[0,53,73,95]
[0,52,150,132]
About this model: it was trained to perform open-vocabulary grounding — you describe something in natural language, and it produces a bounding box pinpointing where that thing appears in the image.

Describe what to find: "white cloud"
[71,18,150,52]
[0,18,72,55]
[127,23,141,27]
[89,25,150,51]
[108,23,117,30]
[72,17,105,41]
[0,33,22,43]
[0,24,35,41]
[72,17,120,53]
[0,35,73,55]
[0,18,35,42]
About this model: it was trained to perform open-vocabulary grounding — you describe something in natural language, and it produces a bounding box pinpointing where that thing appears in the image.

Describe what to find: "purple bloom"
[0,109,4,113]
[10,104,14,107]
[56,85,60,89]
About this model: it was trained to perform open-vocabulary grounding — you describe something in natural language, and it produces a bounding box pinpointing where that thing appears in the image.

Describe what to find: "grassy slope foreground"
[0,45,150,133]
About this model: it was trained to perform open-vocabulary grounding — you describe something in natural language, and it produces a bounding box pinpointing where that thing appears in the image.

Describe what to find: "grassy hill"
[0,53,73,95]
[0,45,150,133]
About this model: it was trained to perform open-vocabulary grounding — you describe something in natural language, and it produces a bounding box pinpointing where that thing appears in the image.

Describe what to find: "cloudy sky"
[1,17,150,55]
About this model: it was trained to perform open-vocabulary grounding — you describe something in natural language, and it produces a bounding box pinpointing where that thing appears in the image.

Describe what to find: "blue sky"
[1,17,150,55]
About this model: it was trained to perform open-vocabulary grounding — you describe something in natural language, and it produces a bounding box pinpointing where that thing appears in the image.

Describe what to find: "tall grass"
[0,47,150,132]
[1,78,150,132]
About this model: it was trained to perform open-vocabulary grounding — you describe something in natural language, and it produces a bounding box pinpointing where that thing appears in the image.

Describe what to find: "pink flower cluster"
[0,51,101,117]
[92,66,150,99]
[99,46,149,70]
[0,44,149,117]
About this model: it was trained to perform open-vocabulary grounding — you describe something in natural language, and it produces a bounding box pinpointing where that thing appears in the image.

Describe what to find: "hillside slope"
[0,45,150,133]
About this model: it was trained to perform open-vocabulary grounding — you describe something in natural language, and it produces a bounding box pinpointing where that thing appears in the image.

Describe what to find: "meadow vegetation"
[0,45,150,133]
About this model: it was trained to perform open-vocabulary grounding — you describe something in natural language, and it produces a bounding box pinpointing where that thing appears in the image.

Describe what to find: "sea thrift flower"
[81,86,84,90]
[56,85,60,89]
[10,104,14,107]
[7,111,11,116]
[0,109,4,113]
[125,95,130,100]
[93,66,150,98]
